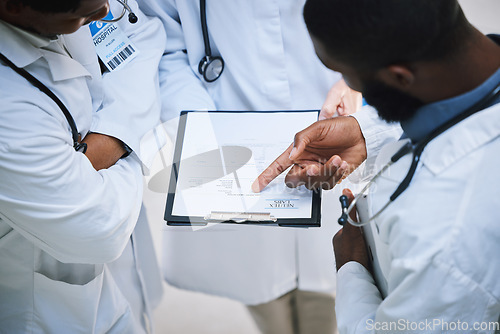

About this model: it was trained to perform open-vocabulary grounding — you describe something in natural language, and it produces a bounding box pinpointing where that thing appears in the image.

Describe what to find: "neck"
[413,28,500,104]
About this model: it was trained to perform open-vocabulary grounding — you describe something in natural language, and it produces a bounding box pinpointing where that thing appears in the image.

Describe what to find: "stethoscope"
[0,52,87,152]
[0,0,138,153]
[198,0,224,82]
[338,82,500,226]
[101,0,138,24]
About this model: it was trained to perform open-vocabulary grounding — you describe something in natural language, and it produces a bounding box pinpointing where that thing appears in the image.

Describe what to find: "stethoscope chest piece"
[198,0,224,82]
[198,56,224,82]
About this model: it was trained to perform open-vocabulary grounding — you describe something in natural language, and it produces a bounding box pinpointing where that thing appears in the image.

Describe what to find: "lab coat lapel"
[42,28,100,82]
[61,28,102,82]
[40,50,91,82]
[422,102,500,175]
[61,28,105,110]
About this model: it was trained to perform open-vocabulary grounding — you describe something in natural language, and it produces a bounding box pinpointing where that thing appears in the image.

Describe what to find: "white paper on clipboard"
[164,110,322,227]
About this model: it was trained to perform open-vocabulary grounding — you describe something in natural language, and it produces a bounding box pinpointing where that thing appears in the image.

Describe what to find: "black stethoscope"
[339,82,500,226]
[198,0,224,82]
[101,0,138,24]
[0,52,87,153]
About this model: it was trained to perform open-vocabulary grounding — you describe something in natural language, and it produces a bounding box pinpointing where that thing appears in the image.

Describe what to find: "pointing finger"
[252,144,294,192]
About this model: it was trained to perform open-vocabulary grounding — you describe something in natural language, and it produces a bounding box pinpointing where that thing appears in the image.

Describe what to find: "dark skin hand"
[333,188,370,272]
[81,133,127,171]
[252,116,367,192]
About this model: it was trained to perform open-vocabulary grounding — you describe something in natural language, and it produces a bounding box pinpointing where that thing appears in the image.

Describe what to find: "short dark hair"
[18,0,82,13]
[303,0,473,70]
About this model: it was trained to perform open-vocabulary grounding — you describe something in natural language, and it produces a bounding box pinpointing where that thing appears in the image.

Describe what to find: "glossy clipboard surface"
[164,110,322,227]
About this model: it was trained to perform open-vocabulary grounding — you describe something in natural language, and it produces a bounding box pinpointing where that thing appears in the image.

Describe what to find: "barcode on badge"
[107,45,135,70]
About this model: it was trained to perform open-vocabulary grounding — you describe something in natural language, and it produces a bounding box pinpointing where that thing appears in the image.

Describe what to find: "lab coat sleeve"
[335,262,381,334]
[0,100,143,265]
[89,0,167,169]
[348,105,403,181]
[351,105,402,159]
[336,223,500,334]
[337,259,499,333]
[138,0,216,139]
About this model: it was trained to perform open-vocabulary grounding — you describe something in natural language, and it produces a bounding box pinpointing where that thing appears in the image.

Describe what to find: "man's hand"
[333,189,370,272]
[252,116,367,192]
[319,78,362,120]
[81,133,127,171]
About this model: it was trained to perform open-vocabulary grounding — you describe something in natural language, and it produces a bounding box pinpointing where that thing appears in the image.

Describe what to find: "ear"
[376,64,416,91]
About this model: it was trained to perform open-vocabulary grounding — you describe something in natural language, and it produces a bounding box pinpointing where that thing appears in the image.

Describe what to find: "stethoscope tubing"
[339,83,500,227]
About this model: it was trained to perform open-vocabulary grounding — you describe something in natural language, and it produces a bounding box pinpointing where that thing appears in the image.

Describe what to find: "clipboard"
[164,110,322,227]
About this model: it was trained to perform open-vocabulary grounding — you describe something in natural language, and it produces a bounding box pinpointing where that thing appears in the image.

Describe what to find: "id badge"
[89,12,139,71]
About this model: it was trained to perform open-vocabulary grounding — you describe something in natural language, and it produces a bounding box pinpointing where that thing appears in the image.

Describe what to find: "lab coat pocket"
[33,267,106,333]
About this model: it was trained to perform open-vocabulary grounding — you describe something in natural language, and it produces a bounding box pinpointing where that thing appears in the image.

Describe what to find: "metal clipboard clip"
[204,211,277,223]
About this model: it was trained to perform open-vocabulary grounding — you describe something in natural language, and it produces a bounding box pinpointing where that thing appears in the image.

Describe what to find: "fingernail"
[251,181,260,193]
[331,156,342,167]
[340,161,349,172]
[289,147,297,160]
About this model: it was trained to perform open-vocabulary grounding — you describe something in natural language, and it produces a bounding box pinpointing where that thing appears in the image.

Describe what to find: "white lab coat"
[0,2,166,332]
[139,0,401,305]
[335,102,500,333]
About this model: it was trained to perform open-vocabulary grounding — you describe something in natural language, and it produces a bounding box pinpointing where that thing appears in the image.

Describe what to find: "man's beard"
[362,80,425,123]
